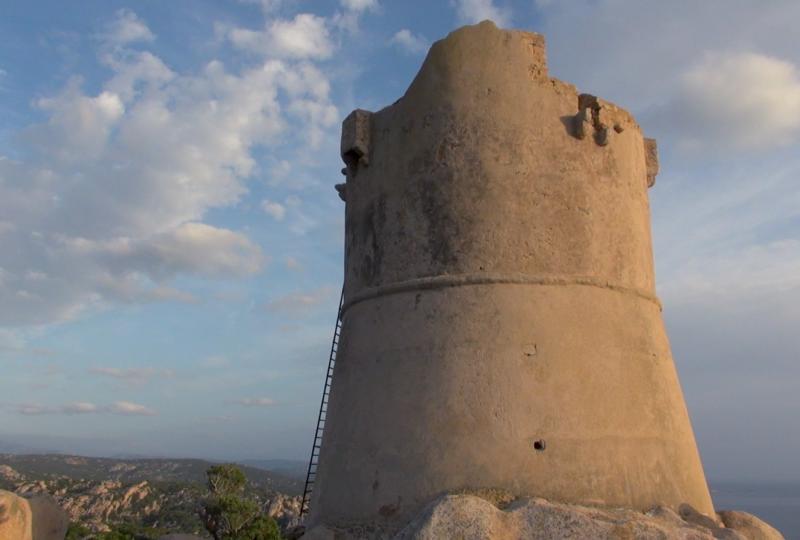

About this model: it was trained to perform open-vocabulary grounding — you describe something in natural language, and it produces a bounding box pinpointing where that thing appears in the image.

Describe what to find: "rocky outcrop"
[17,478,160,530]
[0,490,68,540]
[266,492,302,531]
[0,466,22,484]
[718,511,785,540]
[304,493,785,540]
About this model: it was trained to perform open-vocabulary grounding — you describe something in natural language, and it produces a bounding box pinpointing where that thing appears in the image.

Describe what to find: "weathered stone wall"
[310,20,713,531]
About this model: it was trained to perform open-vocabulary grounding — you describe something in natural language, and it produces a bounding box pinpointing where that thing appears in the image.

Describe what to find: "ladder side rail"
[301,288,345,517]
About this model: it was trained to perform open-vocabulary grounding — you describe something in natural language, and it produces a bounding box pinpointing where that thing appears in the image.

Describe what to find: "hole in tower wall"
[342,149,362,174]
[533,439,546,451]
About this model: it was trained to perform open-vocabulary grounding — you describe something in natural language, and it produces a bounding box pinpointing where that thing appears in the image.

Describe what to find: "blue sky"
[0,0,798,481]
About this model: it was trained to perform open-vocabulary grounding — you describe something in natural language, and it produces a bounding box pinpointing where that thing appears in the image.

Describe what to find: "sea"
[710,482,800,539]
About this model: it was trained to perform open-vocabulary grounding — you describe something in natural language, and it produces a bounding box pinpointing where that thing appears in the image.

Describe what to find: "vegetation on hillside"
[199,464,282,540]
[1,456,302,539]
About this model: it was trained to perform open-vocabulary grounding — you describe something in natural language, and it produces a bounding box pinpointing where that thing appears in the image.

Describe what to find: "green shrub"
[199,464,281,540]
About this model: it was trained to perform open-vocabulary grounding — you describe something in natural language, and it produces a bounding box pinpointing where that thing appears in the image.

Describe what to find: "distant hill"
[0,453,303,537]
[238,458,306,479]
[0,453,301,495]
[0,440,49,455]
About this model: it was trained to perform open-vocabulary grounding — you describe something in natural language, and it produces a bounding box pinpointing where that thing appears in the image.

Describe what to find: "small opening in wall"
[342,149,362,173]
[533,439,546,451]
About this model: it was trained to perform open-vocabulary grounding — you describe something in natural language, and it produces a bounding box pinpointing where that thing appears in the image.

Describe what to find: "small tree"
[199,464,281,540]
[65,522,92,540]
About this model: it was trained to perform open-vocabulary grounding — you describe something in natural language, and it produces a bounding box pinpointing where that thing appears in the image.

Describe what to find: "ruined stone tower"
[308,21,714,530]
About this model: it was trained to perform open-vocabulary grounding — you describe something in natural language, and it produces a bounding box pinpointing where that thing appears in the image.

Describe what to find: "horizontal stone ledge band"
[341,272,662,315]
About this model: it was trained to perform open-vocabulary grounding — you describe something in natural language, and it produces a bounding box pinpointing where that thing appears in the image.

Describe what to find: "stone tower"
[309,21,714,531]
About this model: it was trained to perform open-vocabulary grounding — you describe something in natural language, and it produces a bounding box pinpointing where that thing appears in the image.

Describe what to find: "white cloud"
[32,84,126,163]
[0,328,25,351]
[288,210,317,236]
[261,199,286,220]
[661,239,800,304]
[64,223,266,279]
[287,98,339,146]
[227,13,333,59]
[268,160,292,183]
[146,285,197,303]
[101,9,155,47]
[141,223,265,277]
[659,52,800,151]
[451,0,511,27]
[534,0,800,115]
[11,400,156,416]
[0,10,339,326]
[260,194,319,236]
[391,29,428,55]
[108,401,158,416]
[340,0,378,12]
[201,355,231,368]
[285,256,302,271]
[232,397,277,407]
[16,404,51,416]
[240,0,283,13]
[89,366,174,384]
[101,50,174,102]
[265,285,335,315]
[62,402,99,415]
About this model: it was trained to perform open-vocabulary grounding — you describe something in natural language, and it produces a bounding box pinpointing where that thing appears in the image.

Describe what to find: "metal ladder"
[300,288,344,517]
